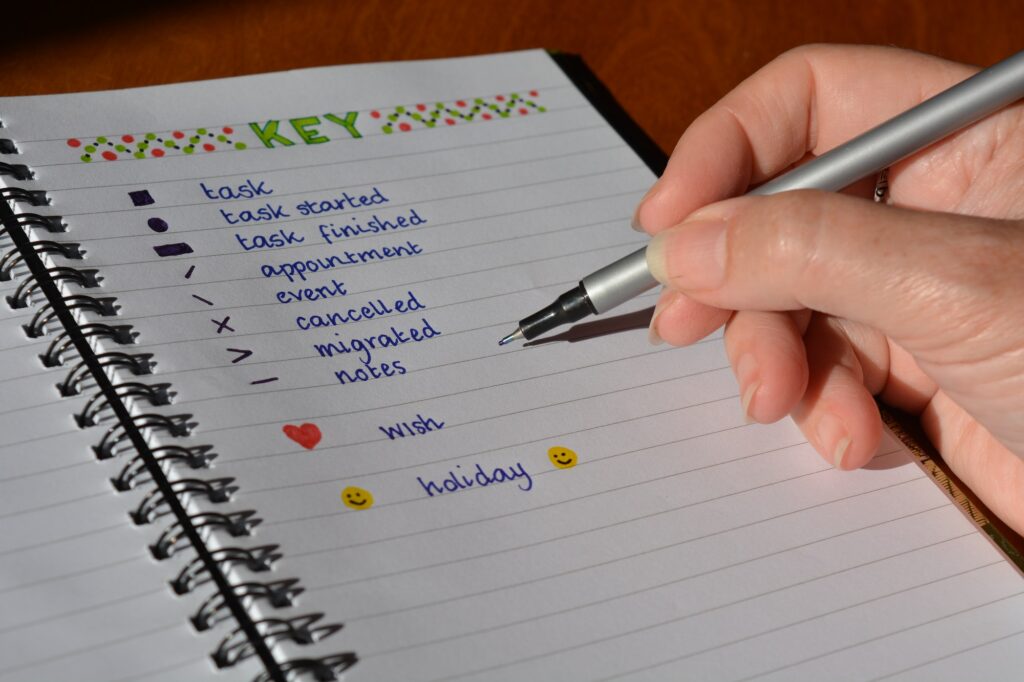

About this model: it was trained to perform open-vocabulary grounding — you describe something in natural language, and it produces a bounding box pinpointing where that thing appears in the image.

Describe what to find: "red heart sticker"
[282,423,322,450]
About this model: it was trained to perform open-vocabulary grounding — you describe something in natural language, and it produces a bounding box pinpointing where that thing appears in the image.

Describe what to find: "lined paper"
[3,50,1022,681]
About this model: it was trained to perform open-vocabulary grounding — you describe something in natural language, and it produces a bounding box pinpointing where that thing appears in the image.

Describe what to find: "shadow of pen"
[523,306,654,346]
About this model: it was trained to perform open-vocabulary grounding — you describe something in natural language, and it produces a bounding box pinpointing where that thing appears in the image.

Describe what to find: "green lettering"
[289,116,329,144]
[248,120,295,148]
[324,112,362,139]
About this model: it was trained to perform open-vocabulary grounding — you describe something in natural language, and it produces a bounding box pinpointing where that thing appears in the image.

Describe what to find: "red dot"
[482,113,492,120]
[203,143,215,151]
[222,126,233,134]
[456,100,466,107]
[416,103,426,111]
[370,110,381,119]
[172,130,185,139]
[529,90,538,97]
[445,118,455,126]
[398,123,412,132]
[101,150,117,161]
[152,148,165,157]
[496,95,505,101]
[67,138,81,148]
[519,108,528,115]
[122,134,135,143]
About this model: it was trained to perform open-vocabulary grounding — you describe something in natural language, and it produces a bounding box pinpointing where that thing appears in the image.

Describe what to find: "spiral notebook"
[2,50,1024,682]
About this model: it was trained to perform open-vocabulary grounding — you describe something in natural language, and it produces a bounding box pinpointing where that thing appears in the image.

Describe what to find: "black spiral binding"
[0,136,355,681]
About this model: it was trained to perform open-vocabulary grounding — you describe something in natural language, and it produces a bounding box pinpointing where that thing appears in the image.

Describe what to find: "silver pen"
[499,48,1024,346]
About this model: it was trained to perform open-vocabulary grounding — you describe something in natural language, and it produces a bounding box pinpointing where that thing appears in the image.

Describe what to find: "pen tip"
[498,328,525,346]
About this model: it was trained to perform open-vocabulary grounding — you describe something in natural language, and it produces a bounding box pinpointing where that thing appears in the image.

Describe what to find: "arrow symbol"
[226,347,253,364]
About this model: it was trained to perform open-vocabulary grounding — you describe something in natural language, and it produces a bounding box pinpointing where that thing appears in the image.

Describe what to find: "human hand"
[634,45,1024,534]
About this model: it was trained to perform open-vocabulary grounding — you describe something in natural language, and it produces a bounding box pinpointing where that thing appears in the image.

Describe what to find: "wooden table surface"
[4,0,1023,156]
[4,0,1023,546]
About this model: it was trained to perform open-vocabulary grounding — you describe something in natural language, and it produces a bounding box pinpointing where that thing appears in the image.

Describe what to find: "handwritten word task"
[14,50,1023,682]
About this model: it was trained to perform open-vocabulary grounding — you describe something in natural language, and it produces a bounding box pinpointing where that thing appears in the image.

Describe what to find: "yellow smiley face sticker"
[547,446,578,470]
[341,486,374,510]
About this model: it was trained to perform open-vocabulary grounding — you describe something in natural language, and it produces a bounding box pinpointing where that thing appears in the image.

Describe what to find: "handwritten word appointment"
[262,240,422,283]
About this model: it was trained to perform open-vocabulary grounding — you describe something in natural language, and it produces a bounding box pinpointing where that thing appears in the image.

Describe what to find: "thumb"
[645,190,1022,353]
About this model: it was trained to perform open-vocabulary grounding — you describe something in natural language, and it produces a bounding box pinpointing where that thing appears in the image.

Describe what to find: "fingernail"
[647,289,681,345]
[736,353,759,422]
[646,220,727,289]
[631,182,661,231]
[741,382,761,424]
[816,413,852,469]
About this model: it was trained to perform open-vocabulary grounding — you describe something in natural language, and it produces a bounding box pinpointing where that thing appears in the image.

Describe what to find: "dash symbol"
[184,266,195,279]
[192,294,214,306]
[227,347,253,364]
[250,377,278,385]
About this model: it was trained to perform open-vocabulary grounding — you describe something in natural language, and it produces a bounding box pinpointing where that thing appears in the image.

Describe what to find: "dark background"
[4,0,1023,156]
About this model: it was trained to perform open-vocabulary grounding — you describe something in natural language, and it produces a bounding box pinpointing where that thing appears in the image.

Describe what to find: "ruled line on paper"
[728,591,1024,682]
[119,210,639,325]
[460,567,1023,682]
[303,452,910,594]
[18,81,577,145]
[108,185,643,302]
[0,620,184,677]
[0,585,165,635]
[57,129,622,218]
[195,333,679,438]
[0,555,144,597]
[365,534,991,659]
[38,114,598,186]
[868,628,1024,681]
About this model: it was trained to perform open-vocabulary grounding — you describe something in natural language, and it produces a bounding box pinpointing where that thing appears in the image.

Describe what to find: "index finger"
[635,44,977,233]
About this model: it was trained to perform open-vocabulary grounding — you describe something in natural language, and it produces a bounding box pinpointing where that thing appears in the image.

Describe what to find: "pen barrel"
[750,49,1024,196]
[582,247,657,313]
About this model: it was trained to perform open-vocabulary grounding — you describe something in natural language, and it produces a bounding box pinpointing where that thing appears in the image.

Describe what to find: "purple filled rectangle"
[153,242,194,257]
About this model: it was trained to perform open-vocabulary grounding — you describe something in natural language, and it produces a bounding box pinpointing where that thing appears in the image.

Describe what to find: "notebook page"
[0,208,260,679]
[4,50,1023,680]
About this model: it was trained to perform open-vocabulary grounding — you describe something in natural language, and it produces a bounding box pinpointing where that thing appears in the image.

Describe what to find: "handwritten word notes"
[6,50,1023,681]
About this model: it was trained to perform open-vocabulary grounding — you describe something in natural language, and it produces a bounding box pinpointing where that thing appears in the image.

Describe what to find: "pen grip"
[581,247,657,313]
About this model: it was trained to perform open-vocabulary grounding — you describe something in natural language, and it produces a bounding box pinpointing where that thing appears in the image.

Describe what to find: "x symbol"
[212,316,235,334]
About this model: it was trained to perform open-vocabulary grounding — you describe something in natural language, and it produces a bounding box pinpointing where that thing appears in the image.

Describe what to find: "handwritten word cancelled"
[200,179,273,200]
[417,461,533,498]
[378,413,445,440]
[318,208,427,244]
[313,317,440,363]
[249,113,361,148]
[261,240,423,283]
[297,290,424,330]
